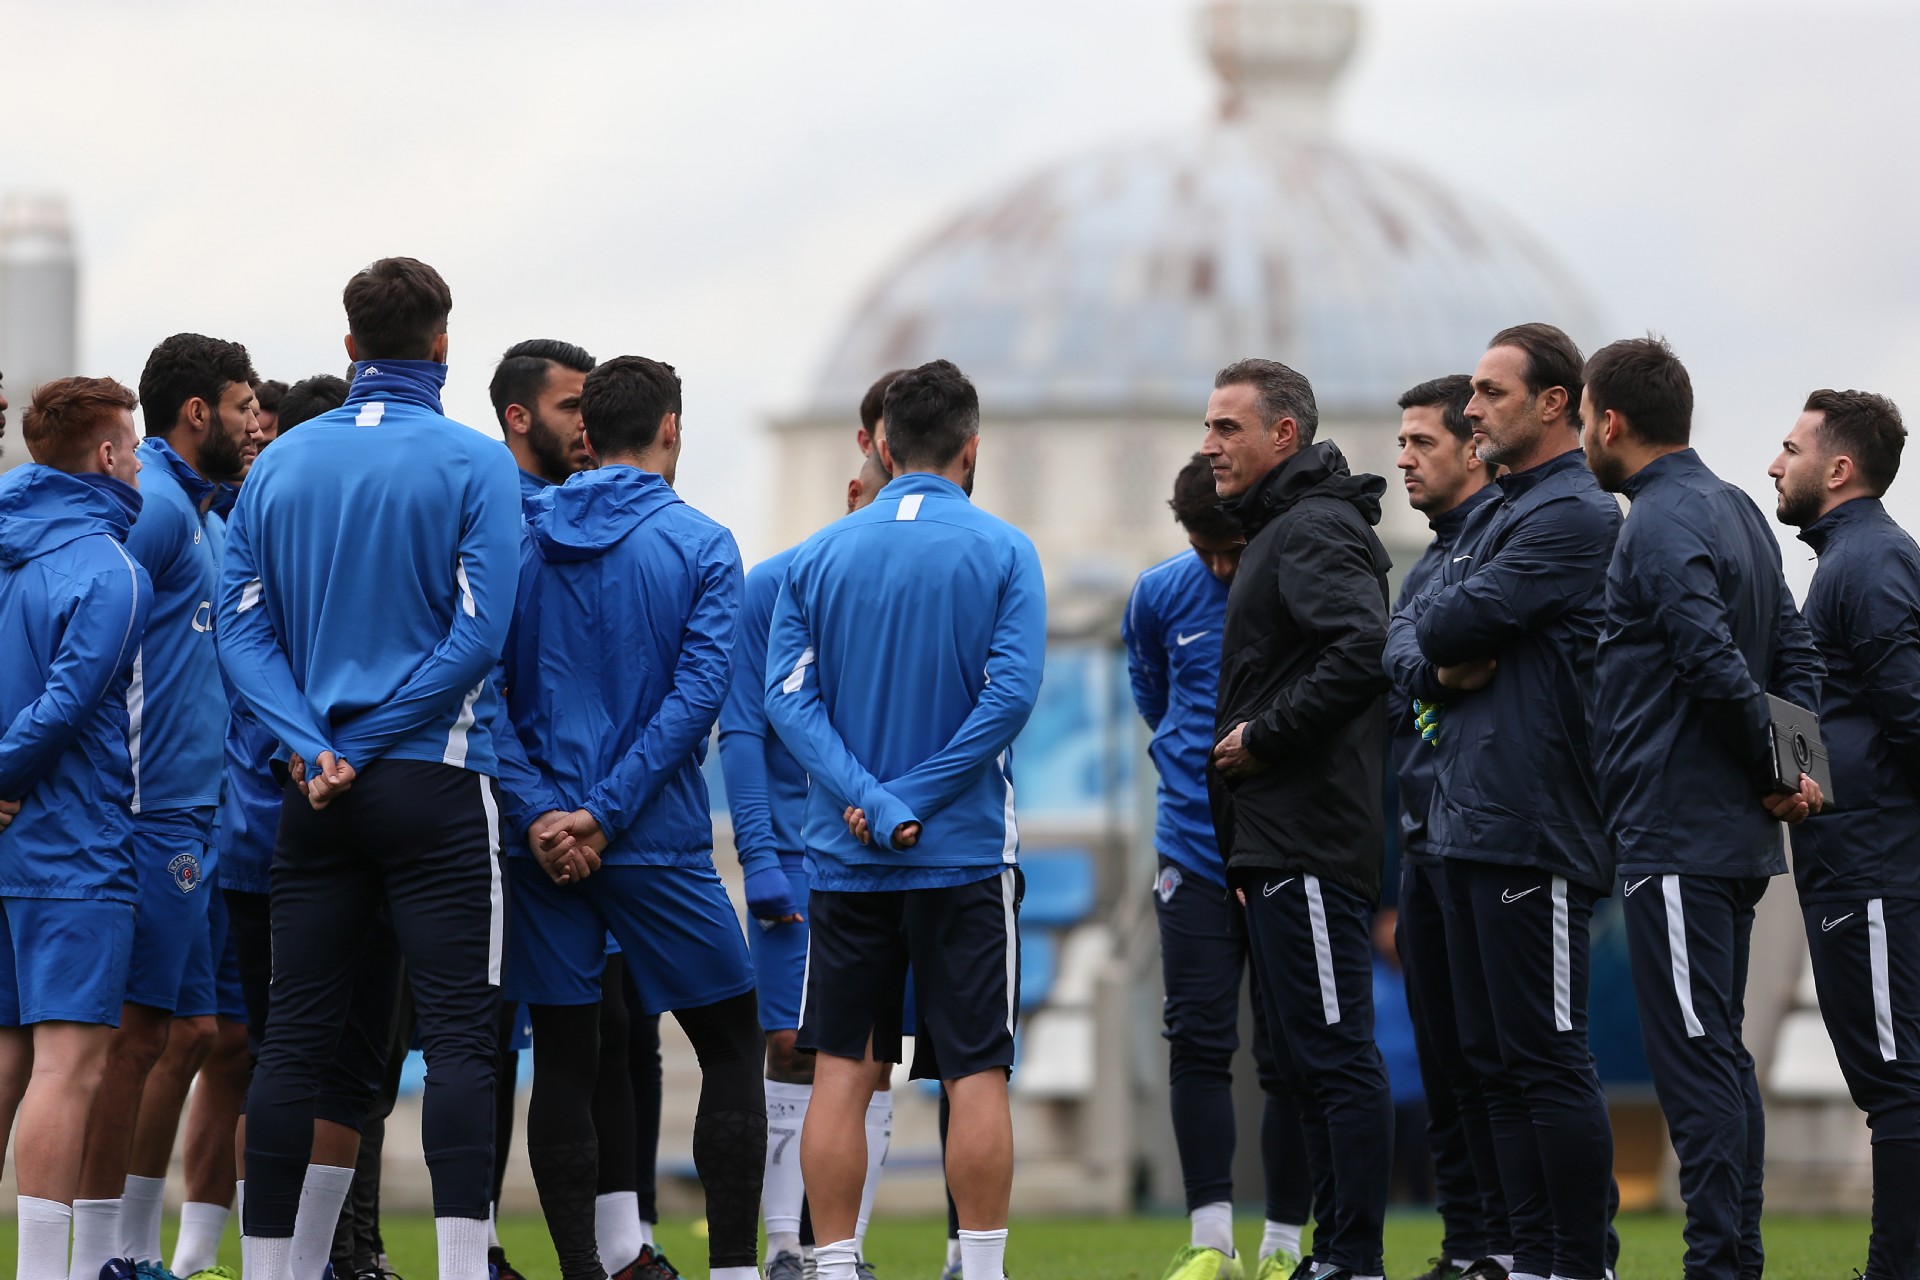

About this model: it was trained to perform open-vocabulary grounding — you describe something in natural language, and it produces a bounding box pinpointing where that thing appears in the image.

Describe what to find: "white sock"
[1494,1258,1515,1272]
[438,1216,491,1280]
[764,1080,812,1247]
[1510,1273,1548,1280]
[120,1175,167,1263]
[1190,1201,1234,1256]
[242,1231,292,1280]
[815,1237,860,1280]
[946,1236,963,1266]
[67,1197,120,1280]
[288,1164,355,1279]
[637,1217,655,1249]
[487,1202,502,1250]
[595,1191,644,1272]
[172,1200,231,1276]
[855,1090,893,1254]
[711,1270,759,1280]
[958,1227,1008,1280]
[18,1196,73,1280]
[1260,1220,1303,1260]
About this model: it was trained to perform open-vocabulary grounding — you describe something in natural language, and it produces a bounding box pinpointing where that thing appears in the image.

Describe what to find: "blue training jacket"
[0,466,153,901]
[1591,449,1823,880]
[1389,484,1497,867]
[1792,498,1920,902]
[1123,550,1229,886]
[124,437,225,817]
[717,545,807,877]
[1385,448,1621,891]
[518,467,550,514]
[214,689,279,896]
[495,465,742,866]
[764,472,1047,891]
[217,361,522,777]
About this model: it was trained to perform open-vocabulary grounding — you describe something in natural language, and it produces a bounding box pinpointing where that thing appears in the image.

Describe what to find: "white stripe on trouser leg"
[1002,869,1018,1035]
[1552,876,1572,1032]
[1663,875,1705,1038]
[798,934,812,1034]
[1304,875,1340,1025]
[480,779,503,986]
[1869,898,1897,1062]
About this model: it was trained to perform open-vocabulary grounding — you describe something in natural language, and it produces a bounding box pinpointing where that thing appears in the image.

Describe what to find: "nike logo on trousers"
[1263,878,1294,897]
[1822,913,1854,932]
[1501,887,1539,903]
[1625,876,1652,896]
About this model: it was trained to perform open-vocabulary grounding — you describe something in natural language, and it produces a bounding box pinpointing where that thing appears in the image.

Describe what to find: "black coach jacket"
[1212,440,1393,904]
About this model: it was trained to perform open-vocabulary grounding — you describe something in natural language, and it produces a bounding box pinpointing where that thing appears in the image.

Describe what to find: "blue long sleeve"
[216,504,337,768]
[1123,578,1170,732]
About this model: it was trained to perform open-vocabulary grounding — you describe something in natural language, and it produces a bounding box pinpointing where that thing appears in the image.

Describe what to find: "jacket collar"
[876,471,969,502]
[1428,481,1497,542]
[1618,447,1704,501]
[345,359,448,414]
[1798,496,1885,555]
[138,435,218,512]
[1231,440,1351,534]
[1495,445,1587,504]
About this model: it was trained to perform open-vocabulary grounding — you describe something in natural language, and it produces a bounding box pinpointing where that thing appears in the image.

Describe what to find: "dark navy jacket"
[1591,449,1823,880]
[1385,447,1621,891]
[1390,484,1497,867]
[1792,498,1920,902]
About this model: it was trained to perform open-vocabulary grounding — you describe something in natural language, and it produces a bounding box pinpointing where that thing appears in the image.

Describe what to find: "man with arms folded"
[1385,324,1619,1280]
[766,359,1044,1280]
[1770,390,1919,1279]
[218,257,522,1280]
[0,377,152,1280]
[1204,359,1394,1280]
[1583,337,1824,1280]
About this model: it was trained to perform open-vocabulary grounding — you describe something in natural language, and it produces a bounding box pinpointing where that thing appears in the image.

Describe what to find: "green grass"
[1,1210,1872,1279]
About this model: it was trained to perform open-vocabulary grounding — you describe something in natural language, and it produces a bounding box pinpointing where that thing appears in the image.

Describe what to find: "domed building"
[771,0,1600,615]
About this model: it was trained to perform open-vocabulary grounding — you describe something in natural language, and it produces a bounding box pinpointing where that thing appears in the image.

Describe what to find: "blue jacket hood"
[527,466,682,563]
[0,466,142,566]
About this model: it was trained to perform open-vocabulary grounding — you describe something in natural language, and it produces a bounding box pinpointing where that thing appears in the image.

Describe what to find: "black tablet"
[1767,693,1834,805]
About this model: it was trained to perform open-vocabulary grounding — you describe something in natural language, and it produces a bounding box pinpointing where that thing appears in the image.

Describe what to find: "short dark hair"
[880,360,979,470]
[1397,374,1474,442]
[137,333,259,437]
[342,257,452,362]
[1488,323,1585,428]
[1213,358,1318,442]
[1169,453,1239,540]
[277,374,351,432]
[860,369,909,438]
[1583,336,1692,448]
[488,339,596,430]
[580,357,682,458]
[254,378,288,414]
[1805,388,1907,496]
[23,376,138,471]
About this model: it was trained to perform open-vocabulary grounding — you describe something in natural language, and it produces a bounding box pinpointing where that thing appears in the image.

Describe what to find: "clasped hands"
[841,805,922,851]
[529,809,608,885]
[288,751,357,810]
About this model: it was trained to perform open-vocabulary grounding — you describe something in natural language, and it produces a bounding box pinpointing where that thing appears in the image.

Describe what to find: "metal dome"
[803,2,1599,422]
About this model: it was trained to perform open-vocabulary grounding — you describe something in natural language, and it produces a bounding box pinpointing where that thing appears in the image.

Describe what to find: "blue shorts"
[504,859,755,1015]
[126,813,216,1014]
[749,866,811,1032]
[0,897,136,1026]
[201,883,248,1022]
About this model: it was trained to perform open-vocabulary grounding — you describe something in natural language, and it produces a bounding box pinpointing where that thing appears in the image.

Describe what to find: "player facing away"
[494,354,764,1280]
[718,379,903,1280]
[0,377,152,1280]
[766,359,1046,1280]
[218,257,523,1280]
[1123,454,1313,1280]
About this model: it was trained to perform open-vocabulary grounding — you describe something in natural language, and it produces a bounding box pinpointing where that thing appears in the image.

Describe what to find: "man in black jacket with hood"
[1206,357,1394,1280]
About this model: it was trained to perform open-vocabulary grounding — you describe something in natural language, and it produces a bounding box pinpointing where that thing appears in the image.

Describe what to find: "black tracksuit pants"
[1156,858,1313,1224]
[246,760,504,1235]
[1803,894,1920,1280]
[1623,873,1768,1280]
[1238,868,1391,1276]
[1398,858,1509,1262]
[1442,859,1613,1280]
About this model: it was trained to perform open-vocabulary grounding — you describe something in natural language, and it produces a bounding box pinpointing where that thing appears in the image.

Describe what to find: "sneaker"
[1459,1262,1510,1280]
[185,1269,242,1280]
[939,1262,962,1280]
[855,1263,880,1280]
[767,1253,807,1280]
[132,1265,184,1280]
[487,1251,529,1280]
[625,1246,682,1280]
[1411,1261,1466,1280]
[1159,1246,1246,1280]
[1254,1251,1302,1280]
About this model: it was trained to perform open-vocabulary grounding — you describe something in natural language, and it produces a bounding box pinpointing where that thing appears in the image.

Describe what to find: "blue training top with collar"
[718,544,808,877]
[1123,549,1229,886]
[764,471,1047,892]
[216,360,522,777]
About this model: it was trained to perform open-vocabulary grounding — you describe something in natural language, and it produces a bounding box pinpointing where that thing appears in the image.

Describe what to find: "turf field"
[3,1211,1872,1279]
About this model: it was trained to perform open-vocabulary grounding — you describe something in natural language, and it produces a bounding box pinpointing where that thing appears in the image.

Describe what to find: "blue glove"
[743,862,801,923]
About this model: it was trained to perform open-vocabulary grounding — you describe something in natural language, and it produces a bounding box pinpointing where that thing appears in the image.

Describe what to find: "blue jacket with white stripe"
[1123,550,1229,887]
[1591,449,1824,880]
[0,465,152,901]
[718,545,807,877]
[1792,497,1920,902]
[764,472,1047,891]
[216,361,522,777]
[494,465,742,866]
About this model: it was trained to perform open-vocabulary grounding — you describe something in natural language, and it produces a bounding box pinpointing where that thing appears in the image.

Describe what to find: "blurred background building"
[0,194,80,471]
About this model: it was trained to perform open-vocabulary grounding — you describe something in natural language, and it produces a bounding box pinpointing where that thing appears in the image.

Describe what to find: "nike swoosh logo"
[1501,887,1539,903]
[1625,876,1652,896]
[1175,631,1211,646]
[1263,878,1295,897]
[1822,913,1854,932]
[1452,554,1473,563]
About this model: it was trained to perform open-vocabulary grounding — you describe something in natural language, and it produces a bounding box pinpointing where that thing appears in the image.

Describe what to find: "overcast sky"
[6,0,1917,584]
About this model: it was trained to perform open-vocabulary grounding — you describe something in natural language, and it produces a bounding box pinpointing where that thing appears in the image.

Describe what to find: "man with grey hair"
[1205,357,1394,1280]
